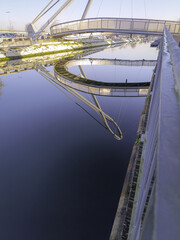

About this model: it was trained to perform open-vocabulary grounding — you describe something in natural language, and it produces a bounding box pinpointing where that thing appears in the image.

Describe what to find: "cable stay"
[32,0,55,24]
[96,0,104,18]
[27,0,74,40]
[27,0,94,39]
[144,0,147,19]
[119,0,123,18]
[131,0,133,18]
[33,0,61,24]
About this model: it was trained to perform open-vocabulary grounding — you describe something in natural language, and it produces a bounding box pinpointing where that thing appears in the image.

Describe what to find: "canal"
[0,40,158,240]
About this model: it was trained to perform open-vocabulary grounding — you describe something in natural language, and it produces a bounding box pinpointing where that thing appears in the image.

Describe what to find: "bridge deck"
[110,27,180,240]
[51,18,180,37]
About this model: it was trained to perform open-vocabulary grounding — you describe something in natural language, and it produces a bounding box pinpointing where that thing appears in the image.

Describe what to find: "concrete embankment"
[110,71,155,240]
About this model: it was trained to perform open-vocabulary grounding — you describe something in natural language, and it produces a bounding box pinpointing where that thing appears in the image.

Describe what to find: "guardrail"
[126,28,180,240]
[165,27,180,96]
[51,18,180,36]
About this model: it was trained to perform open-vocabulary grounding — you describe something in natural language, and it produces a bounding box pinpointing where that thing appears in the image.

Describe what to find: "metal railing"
[51,18,180,36]
[127,38,162,240]
[126,27,180,240]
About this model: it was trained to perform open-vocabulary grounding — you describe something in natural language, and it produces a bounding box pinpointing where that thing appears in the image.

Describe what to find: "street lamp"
[5,11,13,30]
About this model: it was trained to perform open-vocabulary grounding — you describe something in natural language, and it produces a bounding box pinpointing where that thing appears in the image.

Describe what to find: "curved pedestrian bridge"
[54,57,154,97]
[51,18,180,37]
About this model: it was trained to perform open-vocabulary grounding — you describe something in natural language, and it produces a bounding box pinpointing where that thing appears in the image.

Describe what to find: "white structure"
[110,27,180,240]
[51,18,180,37]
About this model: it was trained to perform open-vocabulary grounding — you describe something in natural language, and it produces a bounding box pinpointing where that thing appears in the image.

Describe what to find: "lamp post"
[5,11,13,30]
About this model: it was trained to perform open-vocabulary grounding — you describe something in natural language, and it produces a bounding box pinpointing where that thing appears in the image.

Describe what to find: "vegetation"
[135,138,141,145]
[0,40,124,62]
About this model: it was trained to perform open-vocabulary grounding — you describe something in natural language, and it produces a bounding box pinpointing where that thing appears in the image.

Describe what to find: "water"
[0,41,158,240]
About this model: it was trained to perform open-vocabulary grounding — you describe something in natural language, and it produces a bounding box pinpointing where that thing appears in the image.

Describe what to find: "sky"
[0,0,180,31]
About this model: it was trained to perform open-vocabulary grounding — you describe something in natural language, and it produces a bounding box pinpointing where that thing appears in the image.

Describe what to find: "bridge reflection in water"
[36,55,154,140]
[0,47,155,140]
[0,46,108,76]
[36,63,123,140]
[54,57,154,97]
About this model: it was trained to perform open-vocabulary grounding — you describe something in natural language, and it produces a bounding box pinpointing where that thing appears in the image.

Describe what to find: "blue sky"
[0,0,180,30]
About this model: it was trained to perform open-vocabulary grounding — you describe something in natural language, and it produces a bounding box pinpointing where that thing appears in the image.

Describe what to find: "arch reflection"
[36,64,123,140]
[54,57,155,97]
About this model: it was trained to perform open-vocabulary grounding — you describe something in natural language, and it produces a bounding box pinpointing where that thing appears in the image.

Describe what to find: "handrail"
[51,17,180,28]
[165,26,180,97]
[51,17,180,36]
[119,27,180,240]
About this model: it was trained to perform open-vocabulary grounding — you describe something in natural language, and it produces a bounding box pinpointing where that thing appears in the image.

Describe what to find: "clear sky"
[0,0,180,31]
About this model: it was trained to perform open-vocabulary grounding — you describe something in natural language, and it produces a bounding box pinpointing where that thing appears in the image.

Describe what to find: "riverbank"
[110,69,156,240]
[0,41,83,62]
[0,39,125,62]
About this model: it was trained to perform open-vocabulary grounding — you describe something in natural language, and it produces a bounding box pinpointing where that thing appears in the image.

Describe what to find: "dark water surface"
[0,42,158,240]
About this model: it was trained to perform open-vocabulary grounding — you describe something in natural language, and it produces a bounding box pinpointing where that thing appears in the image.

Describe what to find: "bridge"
[26,0,180,40]
[49,26,180,239]
[51,17,180,37]
[110,27,180,240]
[2,0,180,239]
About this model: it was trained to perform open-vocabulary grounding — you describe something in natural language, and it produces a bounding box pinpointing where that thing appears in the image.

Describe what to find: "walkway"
[110,27,180,240]
[51,18,180,37]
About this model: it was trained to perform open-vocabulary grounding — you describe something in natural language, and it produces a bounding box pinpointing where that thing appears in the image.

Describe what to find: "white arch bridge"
[50,18,180,37]
[27,0,180,39]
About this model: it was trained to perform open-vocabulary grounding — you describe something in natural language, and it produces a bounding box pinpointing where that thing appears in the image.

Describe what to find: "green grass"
[135,138,141,145]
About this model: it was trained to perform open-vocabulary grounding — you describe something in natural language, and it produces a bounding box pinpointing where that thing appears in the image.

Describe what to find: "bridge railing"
[165,26,180,96]
[126,27,180,240]
[127,37,162,240]
[51,18,180,36]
